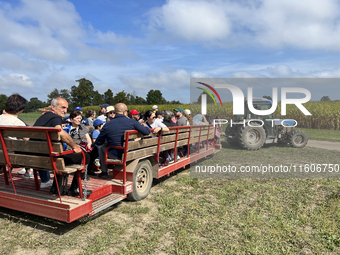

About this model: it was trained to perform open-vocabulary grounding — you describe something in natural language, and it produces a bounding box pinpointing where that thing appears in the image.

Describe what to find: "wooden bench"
[104,125,216,178]
[0,126,86,201]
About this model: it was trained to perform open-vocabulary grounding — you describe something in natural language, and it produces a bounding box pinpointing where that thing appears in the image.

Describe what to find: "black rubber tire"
[225,125,234,137]
[289,130,308,148]
[127,160,153,201]
[238,124,266,150]
[227,137,239,147]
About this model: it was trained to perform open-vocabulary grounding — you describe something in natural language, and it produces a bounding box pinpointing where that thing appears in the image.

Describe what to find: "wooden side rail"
[104,125,217,185]
[0,126,86,201]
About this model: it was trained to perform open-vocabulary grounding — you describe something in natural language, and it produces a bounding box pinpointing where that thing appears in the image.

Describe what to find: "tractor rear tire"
[289,130,308,148]
[227,137,239,147]
[127,160,153,201]
[238,124,266,150]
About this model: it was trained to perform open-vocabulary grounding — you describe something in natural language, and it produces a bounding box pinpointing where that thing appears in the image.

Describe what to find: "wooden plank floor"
[0,168,118,206]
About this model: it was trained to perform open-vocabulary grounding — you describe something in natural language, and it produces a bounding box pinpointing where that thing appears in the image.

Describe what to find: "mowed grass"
[0,145,340,254]
[299,127,340,142]
[19,112,41,125]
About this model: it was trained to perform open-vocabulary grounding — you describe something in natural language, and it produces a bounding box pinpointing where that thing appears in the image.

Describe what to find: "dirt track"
[307,140,340,151]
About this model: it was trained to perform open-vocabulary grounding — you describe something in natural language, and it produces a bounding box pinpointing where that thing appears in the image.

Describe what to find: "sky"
[1,0,340,104]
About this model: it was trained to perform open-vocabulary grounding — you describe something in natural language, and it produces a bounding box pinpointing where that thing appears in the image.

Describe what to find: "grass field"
[0,144,340,254]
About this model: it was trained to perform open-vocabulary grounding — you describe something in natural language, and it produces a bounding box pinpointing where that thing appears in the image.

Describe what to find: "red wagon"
[0,125,221,223]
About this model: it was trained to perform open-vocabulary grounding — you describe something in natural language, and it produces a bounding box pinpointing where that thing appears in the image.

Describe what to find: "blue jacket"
[95,114,150,159]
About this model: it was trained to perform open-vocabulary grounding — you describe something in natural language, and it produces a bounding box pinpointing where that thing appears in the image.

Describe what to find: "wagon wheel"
[127,160,153,201]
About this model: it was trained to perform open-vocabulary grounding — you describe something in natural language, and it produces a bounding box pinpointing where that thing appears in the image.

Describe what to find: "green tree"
[60,89,71,103]
[196,92,215,104]
[113,90,129,105]
[25,97,46,112]
[146,90,163,105]
[0,94,8,110]
[170,99,181,104]
[135,96,146,105]
[103,89,114,105]
[127,91,137,105]
[92,90,104,105]
[70,78,95,108]
[320,96,331,102]
[47,88,60,105]
[263,95,273,101]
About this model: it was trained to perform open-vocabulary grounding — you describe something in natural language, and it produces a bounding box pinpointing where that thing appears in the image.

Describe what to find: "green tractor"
[225,98,308,150]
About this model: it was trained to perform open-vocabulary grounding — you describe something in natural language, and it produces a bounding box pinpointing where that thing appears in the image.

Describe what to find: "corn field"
[190,101,340,130]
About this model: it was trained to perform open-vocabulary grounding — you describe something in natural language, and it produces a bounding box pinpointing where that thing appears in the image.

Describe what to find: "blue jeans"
[38,170,50,182]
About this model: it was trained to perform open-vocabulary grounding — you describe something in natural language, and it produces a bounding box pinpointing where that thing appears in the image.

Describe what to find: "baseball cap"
[152,105,158,110]
[75,106,82,111]
[106,106,115,112]
[155,111,162,116]
[130,109,139,115]
[93,118,106,127]
[174,107,185,114]
[99,103,109,109]
[184,109,191,115]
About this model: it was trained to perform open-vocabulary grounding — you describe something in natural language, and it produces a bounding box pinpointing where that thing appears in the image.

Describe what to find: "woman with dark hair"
[65,111,92,151]
[143,110,170,166]
[0,94,32,179]
[64,111,100,177]
[85,110,96,126]
[3,94,27,115]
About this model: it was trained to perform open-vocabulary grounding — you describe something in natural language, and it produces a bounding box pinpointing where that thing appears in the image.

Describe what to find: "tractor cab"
[235,98,275,138]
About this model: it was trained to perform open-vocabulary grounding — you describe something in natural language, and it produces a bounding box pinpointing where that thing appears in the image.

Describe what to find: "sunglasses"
[108,111,115,114]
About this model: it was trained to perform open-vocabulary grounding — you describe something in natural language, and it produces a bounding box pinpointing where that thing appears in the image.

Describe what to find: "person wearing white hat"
[106,106,115,121]
[152,105,159,112]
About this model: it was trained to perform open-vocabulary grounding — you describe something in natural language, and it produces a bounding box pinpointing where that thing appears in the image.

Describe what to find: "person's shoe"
[98,172,108,179]
[23,171,34,180]
[40,179,53,189]
[94,159,100,167]
[177,155,181,160]
[17,168,26,175]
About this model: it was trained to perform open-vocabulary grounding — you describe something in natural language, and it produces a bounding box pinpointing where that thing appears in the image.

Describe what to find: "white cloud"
[0,0,138,64]
[147,0,231,41]
[0,73,35,89]
[146,0,340,50]
[0,53,47,73]
[118,69,191,91]
[231,64,340,78]
[118,69,200,102]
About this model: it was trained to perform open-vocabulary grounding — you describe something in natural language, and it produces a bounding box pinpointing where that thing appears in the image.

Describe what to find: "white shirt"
[149,119,167,129]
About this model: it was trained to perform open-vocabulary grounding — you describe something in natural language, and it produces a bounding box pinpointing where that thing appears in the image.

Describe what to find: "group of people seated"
[0,93,212,197]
